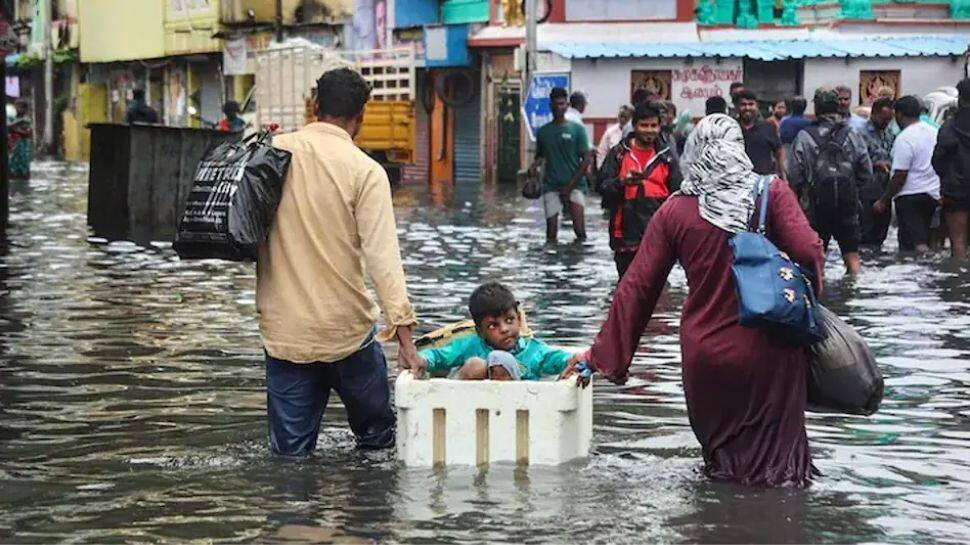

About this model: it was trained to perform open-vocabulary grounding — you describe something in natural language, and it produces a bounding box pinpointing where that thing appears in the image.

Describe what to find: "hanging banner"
[223,37,249,76]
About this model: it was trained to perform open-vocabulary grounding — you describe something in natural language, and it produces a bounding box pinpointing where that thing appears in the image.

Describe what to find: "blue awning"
[545,36,970,61]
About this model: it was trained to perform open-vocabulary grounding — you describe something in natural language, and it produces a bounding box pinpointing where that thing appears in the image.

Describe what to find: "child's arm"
[528,338,576,378]
[418,336,475,375]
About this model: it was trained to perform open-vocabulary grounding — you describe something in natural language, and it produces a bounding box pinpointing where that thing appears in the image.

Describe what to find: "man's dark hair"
[223,100,240,116]
[791,96,807,115]
[894,95,921,119]
[632,102,661,124]
[631,88,654,107]
[316,68,371,119]
[663,100,677,116]
[569,91,587,109]
[132,88,146,101]
[469,282,518,326]
[729,82,744,93]
[958,78,970,106]
[705,96,727,115]
[871,97,894,115]
[549,86,569,101]
[735,89,757,104]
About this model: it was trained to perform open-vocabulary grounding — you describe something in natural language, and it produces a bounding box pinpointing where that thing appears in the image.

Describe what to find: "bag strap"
[753,175,773,234]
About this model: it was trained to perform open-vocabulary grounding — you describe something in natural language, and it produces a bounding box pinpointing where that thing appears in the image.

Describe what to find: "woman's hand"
[559,353,594,388]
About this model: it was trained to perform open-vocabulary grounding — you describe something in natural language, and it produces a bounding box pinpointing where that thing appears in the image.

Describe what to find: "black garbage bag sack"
[174,132,291,261]
[806,306,883,415]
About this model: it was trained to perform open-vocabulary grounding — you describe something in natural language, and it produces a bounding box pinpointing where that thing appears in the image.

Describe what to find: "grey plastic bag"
[806,306,883,415]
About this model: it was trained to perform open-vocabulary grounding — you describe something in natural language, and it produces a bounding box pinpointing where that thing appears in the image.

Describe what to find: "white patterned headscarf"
[678,114,761,234]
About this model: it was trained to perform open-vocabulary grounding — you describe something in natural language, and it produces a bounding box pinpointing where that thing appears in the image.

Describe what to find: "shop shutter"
[453,98,481,183]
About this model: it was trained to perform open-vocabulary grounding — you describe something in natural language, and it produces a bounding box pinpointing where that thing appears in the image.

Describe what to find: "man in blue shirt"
[779,96,811,146]
[859,97,897,247]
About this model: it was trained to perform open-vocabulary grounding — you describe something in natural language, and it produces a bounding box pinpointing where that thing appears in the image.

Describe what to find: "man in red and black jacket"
[597,102,682,279]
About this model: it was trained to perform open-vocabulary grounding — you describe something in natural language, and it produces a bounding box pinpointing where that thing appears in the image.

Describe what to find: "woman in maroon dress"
[566,114,824,487]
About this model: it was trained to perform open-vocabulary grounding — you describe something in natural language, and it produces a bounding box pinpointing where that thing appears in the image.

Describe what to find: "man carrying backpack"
[932,78,970,259]
[789,88,874,275]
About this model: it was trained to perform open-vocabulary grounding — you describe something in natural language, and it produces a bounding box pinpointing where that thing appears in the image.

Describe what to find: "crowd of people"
[532,78,970,268]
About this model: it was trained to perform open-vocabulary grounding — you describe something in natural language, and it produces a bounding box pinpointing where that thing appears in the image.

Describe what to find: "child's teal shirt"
[419,334,571,380]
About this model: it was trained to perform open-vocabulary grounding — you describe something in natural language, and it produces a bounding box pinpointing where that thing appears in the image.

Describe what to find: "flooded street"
[1,161,969,544]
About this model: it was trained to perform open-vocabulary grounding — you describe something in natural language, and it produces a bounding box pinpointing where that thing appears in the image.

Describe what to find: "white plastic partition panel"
[395,373,593,466]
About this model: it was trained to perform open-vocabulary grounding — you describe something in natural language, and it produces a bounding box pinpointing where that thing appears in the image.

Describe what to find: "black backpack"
[805,125,855,209]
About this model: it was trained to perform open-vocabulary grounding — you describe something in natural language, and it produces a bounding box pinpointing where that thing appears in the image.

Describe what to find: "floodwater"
[1,161,969,544]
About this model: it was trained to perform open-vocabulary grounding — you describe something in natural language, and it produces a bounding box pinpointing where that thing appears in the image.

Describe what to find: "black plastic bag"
[806,306,883,415]
[174,132,291,261]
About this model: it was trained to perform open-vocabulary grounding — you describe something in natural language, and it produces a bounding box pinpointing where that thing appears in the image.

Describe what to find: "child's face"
[477,309,521,351]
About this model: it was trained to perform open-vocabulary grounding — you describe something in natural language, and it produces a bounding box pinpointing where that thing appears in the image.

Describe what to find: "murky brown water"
[1,161,968,544]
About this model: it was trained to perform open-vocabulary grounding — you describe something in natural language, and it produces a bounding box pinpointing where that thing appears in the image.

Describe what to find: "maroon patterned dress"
[589,179,824,487]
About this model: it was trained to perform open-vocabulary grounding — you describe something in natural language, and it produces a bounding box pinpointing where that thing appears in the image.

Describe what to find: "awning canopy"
[545,35,970,61]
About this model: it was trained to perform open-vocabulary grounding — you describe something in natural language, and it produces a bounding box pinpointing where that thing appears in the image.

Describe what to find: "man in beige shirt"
[257,68,422,456]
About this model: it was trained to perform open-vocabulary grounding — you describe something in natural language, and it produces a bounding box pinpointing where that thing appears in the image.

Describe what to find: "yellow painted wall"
[166,0,222,55]
[233,74,254,103]
[64,83,108,161]
[78,0,166,62]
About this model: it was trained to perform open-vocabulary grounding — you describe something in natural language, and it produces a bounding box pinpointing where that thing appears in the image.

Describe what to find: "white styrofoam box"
[395,373,593,466]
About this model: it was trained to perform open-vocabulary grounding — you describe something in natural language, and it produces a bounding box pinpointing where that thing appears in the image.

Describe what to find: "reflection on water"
[0,162,968,543]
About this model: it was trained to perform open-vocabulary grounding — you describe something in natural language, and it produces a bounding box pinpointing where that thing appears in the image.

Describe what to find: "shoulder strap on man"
[804,125,823,147]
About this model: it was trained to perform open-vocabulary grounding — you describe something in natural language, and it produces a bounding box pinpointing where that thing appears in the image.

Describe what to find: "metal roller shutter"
[453,99,481,183]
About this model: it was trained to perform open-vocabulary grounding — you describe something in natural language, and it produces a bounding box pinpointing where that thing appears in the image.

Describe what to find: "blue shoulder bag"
[729,177,825,345]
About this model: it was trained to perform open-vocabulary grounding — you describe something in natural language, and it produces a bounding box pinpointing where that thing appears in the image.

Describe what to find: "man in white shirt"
[565,91,587,127]
[596,104,633,169]
[874,95,941,252]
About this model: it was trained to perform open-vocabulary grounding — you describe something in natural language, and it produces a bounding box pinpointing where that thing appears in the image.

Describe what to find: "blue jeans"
[265,340,395,456]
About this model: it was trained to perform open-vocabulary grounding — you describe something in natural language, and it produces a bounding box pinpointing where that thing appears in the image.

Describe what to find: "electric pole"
[275,0,284,43]
[523,0,537,156]
[43,0,53,154]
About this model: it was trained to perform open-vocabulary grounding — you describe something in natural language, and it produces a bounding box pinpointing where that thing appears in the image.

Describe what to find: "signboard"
[522,72,570,141]
[223,37,248,76]
[670,62,744,116]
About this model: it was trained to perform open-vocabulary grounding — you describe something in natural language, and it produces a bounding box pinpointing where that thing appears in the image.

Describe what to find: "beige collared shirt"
[256,122,416,363]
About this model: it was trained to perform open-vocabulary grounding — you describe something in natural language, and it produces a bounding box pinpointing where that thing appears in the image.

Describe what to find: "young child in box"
[418,282,581,380]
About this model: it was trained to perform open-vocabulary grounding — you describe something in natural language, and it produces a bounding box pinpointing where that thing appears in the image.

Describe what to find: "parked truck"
[247,41,417,179]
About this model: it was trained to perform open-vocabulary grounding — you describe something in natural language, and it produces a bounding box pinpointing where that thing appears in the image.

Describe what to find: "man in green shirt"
[533,86,592,242]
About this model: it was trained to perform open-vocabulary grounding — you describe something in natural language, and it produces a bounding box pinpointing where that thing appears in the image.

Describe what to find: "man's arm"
[768,125,786,181]
[561,150,592,195]
[876,137,910,213]
[875,170,907,215]
[354,164,419,372]
[560,126,592,195]
[530,130,545,174]
[774,146,787,181]
[596,148,625,206]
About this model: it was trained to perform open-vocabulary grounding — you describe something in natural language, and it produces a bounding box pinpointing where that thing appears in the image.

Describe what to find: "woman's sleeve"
[767,180,824,296]
[588,205,677,381]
